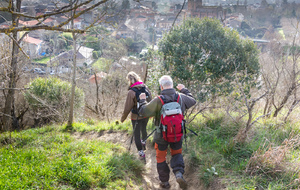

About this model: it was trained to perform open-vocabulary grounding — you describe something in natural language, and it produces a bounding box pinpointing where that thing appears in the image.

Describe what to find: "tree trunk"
[284,99,300,122]
[263,96,269,115]
[273,85,295,117]
[144,63,148,83]
[3,0,21,131]
[67,11,77,127]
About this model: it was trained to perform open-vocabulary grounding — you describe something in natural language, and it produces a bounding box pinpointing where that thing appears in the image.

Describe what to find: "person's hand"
[139,93,146,100]
[176,84,185,91]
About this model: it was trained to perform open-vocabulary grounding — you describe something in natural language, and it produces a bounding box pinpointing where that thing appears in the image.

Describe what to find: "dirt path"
[73,131,201,190]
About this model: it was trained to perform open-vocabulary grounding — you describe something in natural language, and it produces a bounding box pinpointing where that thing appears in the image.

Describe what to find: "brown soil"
[73,131,220,190]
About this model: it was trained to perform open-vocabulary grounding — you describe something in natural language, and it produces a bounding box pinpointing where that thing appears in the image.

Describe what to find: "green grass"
[61,119,132,133]
[184,113,300,189]
[0,124,144,190]
[278,28,286,40]
[33,56,54,64]
[1,115,299,189]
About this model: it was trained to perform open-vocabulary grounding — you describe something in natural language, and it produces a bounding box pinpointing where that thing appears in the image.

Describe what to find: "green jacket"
[138,88,196,144]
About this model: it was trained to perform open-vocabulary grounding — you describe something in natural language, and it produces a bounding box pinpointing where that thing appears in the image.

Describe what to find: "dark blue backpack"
[130,86,150,114]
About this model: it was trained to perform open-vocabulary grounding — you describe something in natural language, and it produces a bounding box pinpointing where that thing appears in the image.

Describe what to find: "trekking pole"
[142,128,156,142]
[184,127,198,151]
[186,127,198,136]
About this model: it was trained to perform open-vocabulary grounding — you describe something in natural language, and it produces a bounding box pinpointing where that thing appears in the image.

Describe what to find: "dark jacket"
[121,83,152,122]
[138,88,196,144]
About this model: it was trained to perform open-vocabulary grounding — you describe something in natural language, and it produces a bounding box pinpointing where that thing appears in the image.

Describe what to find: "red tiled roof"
[74,18,82,23]
[23,36,43,45]
[137,18,147,22]
[19,18,53,26]
[44,18,54,23]
[19,20,39,26]
[0,24,9,28]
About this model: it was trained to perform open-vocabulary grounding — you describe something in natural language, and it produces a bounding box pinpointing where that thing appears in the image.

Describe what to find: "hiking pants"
[131,118,149,151]
[155,141,184,182]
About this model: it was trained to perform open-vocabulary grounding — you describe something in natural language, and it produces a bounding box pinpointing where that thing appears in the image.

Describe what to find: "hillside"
[1,115,300,189]
[74,130,201,190]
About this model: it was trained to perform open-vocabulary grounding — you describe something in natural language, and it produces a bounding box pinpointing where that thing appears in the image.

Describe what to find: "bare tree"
[0,0,114,131]
[225,66,270,143]
[261,18,300,120]
[85,72,128,122]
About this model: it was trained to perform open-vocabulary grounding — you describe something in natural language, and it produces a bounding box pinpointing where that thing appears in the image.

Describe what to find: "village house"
[188,0,226,21]
[78,46,94,65]
[21,35,46,59]
[130,5,155,20]
[155,11,184,32]
[88,71,108,84]
[225,13,244,29]
[155,17,174,31]
[19,17,56,27]
[47,46,94,73]
[61,16,84,29]
[113,23,134,39]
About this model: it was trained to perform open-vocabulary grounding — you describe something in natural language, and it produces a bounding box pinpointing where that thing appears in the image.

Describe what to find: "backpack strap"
[158,94,180,105]
[176,93,180,103]
[157,95,165,105]
[130,87,144,114]
[130,87,139,101]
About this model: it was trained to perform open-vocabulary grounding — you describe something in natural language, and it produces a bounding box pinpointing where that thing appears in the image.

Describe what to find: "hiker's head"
[127,71,142,86]
[159,75,173,90]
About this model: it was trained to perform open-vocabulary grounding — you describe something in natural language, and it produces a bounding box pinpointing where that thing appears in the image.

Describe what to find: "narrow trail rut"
[73,131,202,190]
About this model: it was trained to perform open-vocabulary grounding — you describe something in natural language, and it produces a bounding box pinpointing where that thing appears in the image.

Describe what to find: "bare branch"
[0,25,85,33]
[5,0,95,20]
[0,112,13,118]
[171,0,186,30]
[6,34,30,59]
[84,11,107,31]
[249,112,272,127]
[284,99,300,122]
[0,7,9,12]
[57,0,109,28]
[0,88,29,90]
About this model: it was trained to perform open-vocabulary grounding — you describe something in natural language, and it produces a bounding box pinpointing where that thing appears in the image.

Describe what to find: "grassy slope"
[185,113,300,189]
[1,115,300,189]
[0,120,144,190]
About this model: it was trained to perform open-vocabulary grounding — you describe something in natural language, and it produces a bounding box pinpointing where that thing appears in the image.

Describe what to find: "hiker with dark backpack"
[121,71,152,162]
[138,75,196,189]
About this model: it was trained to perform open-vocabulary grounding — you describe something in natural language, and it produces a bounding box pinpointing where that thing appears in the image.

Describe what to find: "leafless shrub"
[84,71,128,122]
[261,18,300,120]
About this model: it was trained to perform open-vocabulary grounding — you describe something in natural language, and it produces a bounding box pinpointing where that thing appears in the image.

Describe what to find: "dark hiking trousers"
[155,141,184,182]
[131,118,149,151]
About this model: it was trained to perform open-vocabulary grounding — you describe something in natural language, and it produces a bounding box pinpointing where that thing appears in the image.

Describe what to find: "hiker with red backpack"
[138,75,196,189]
[121,71,152,162]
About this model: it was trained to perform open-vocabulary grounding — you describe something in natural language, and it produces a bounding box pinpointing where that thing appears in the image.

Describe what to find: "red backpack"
[158,94,184,143]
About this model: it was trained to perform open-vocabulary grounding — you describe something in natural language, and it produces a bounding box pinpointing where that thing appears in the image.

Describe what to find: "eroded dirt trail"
[73,131,201,190]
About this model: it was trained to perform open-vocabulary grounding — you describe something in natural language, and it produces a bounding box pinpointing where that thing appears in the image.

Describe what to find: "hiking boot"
[141,140,146,150]
[159,181,170,189]
[175,171,188,189]
[138,150,146,163]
